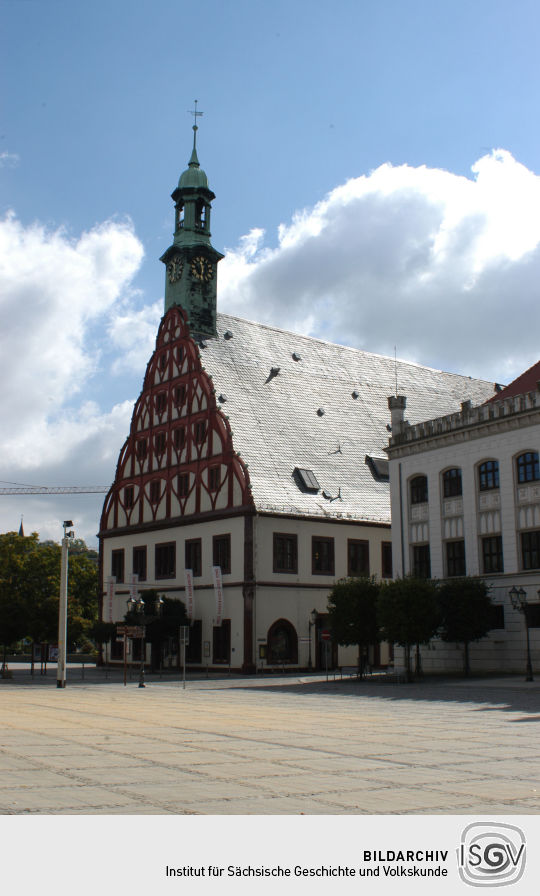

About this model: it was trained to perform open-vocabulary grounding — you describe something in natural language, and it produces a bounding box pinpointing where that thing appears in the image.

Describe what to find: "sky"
[1,0,540,546]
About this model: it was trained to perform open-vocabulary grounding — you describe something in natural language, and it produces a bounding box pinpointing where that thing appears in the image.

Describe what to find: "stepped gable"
[100,306,253,534]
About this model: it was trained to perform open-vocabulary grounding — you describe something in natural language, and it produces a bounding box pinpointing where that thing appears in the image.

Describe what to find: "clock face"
[190,255,214,282]
[167,257,183,283]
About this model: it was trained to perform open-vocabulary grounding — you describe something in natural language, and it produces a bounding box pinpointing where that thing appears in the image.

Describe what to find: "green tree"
[0,532,37,658]
[378,577,440,680]
[0,532,99,655]
[327,577,380,674]
[438,577,494,676]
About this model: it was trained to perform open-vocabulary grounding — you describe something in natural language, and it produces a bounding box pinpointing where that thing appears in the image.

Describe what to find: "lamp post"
[509,587,533,682]
[57,520,74,689]
[126,594,163,688]
[308,608,318,670]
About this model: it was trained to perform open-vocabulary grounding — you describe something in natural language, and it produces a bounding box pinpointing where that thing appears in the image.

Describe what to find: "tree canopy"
[0,531,99,652]
[378,576,440,679]
[438,577,494,675]
[327,577,380,671]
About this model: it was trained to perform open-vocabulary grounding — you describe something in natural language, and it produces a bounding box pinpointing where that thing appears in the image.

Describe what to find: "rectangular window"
[149,480,161,504]
[479,461,499,491]
[347,539,370,577]
[185,538,202,577]
[194,420,207,443]
[159,353,167,371]
[273,533,298,574]
[132,546,147,582]
[213,535,231,574]
[124,486,134,509]
[521,530,540,570]
[175,384,186,405]
[489,605,505,630]
[155,542,175,579]
[381,541,393,578]
[213,619,231,664]
[174,427,186,450]
[527,604,540,628]
[137,438,147,460]
[443,468,462,498]
[482,535,504,574]
[208,465,221,491]
[155,392,167,413]
[155,432,166,454]
[111,549,124,583]
[446,540,466,577]
[312,537,334,575]
[178,473,189,497]
[412,544,431,578]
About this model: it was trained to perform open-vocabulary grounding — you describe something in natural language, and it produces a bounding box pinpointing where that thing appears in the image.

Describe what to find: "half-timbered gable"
[100,306,253,535]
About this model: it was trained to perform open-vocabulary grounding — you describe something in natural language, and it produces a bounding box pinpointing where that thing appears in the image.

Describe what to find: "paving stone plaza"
[1,672,539,815]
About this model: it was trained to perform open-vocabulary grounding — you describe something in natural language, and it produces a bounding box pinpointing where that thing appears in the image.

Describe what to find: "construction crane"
[0,481,110,495]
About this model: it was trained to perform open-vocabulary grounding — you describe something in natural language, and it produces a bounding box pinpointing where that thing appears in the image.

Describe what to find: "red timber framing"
[100,306,253,535]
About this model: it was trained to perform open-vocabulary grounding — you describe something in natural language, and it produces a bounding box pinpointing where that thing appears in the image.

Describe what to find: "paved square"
[1,673,539,814]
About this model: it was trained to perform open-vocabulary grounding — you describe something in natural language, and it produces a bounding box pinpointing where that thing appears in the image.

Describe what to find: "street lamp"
[126,594,163,688]
[509,586,534,682]
[57,520,74,689]
[308,608,318,670]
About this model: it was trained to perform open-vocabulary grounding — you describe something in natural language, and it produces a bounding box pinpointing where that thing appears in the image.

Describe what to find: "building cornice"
[387,390,540,460]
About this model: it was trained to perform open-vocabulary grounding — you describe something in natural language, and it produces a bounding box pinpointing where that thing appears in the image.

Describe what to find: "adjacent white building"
[386,362,540,673]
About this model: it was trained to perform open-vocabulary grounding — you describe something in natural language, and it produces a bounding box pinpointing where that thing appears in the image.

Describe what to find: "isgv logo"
[458,823,526,887]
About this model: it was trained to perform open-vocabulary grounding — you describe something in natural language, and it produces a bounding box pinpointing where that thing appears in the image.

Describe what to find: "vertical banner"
[106,576,116,622]
[212,565,223,626]
[185,568,194,619]
[129,573,138,602]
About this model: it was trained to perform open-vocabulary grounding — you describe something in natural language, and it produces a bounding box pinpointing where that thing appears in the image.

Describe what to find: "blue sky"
[2,0,540,543]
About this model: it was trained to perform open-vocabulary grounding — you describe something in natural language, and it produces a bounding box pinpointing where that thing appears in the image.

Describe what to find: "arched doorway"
[267,619,298,665]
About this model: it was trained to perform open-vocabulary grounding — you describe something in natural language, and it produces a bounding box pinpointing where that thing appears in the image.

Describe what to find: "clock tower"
[160,106,224,338]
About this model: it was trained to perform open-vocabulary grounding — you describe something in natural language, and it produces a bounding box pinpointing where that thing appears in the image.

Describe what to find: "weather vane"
[189,99,204,128]
[188,100,203,151]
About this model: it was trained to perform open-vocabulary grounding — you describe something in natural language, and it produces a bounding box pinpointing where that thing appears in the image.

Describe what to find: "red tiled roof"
[487,360,540,402]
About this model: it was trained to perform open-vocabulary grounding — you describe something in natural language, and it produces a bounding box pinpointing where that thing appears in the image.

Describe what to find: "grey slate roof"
[200,314,497,524]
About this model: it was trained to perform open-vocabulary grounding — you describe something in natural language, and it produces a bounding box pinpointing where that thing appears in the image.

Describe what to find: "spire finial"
[188,99,204,153]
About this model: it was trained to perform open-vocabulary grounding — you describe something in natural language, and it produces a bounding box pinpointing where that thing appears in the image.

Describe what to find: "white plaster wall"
[389,417,540,673]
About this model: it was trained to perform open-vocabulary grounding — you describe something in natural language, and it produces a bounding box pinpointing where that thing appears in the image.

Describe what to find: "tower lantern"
[160,101,224,338]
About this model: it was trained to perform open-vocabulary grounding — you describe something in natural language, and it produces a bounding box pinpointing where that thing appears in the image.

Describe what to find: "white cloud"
[219,150,540,381]
[0,151,19,168]
[0,213,144,543]
[108,300,162,374]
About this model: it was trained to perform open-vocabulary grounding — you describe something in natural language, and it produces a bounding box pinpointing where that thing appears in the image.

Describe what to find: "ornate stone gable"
[100,307,253,534]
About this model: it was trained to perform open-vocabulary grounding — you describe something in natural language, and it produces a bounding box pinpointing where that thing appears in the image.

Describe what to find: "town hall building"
[99,122,497,673]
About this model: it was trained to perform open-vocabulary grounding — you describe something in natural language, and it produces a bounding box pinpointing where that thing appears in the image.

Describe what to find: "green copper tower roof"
[179,124,209,189]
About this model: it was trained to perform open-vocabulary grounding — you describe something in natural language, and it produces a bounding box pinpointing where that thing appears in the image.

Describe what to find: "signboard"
[116,625,144,638]
[106,576,116,623]
[212,565,224,626]
[185,568,194,619]
[321,629,331,642]
[129,573,139,602]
